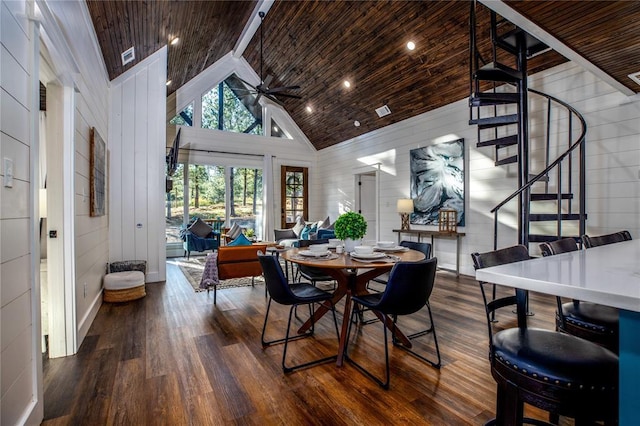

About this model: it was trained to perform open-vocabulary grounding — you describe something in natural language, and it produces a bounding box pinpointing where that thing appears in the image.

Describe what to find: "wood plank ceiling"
[87,1,640,151]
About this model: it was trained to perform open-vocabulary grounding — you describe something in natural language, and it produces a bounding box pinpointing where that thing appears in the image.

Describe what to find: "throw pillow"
[188,217,212,238]
[227,222,242,240]
[228,233,253,246]
[318,216,330,229]
[292,217,305,237]
[300,224,312,240]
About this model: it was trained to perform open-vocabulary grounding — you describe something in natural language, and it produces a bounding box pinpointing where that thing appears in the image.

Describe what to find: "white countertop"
[475,239,640,312]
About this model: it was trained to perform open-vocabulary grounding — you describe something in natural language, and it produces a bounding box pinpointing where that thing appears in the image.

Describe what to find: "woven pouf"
[103,270,146,302]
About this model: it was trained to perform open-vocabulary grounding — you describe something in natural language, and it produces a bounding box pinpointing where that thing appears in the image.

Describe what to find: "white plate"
[299,250,331,257]
[374,246,409,252]
[350,252,387,260]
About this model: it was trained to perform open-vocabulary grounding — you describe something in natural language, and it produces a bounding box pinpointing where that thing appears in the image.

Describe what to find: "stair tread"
[470,92,520,106]
[530,193,574,201]
[529,213,584,221]
[495,155,517,166]
[474,62,522,82]
[477,134,518,148]
[498,29,549,57]
[469,114,519,129]
[529,234,581,243]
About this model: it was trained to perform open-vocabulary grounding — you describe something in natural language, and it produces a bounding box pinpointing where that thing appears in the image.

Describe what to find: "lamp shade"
[397,198,414,213]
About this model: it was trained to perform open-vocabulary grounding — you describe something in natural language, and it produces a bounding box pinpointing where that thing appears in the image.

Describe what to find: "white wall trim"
[232,0,274,58]
[62,85,78,353]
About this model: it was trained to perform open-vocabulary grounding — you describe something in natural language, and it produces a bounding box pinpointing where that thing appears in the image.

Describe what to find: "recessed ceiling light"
[305,105,313,113]
[166,80,172,86]
[343,80,351,88]
[407,41,416,51]
[170,37,180,46]
[354,120,360,127]
[273,125,279,132]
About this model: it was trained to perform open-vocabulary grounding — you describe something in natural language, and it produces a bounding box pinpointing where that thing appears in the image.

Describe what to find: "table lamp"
[397,198,414,230]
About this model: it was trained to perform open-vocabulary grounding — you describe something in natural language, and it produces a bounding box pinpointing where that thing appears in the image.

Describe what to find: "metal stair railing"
[490,88,587,250]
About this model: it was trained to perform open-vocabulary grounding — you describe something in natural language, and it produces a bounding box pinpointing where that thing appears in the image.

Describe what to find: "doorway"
[280,166,308,228]
[355,171,378,242]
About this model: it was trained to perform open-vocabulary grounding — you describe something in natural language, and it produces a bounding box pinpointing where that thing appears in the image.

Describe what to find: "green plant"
[333,211,367,240]
[245,228,255,238]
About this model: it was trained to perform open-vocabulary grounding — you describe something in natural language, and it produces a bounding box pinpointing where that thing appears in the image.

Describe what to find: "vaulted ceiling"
[86,0,640,150]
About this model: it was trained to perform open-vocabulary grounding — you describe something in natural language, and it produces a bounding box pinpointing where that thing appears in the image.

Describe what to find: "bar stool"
[472,245,618,425]
[540,238,619,353]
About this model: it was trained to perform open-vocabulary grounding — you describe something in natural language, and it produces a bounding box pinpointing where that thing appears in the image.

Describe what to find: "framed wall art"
[90,127,106,217]
[409,138,465,226]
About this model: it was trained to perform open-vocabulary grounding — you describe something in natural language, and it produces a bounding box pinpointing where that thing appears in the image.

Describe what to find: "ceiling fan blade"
[252,92,263,106]
[262,74,274,89]
[271,92,302,99]
[266,85,301,93]
[237,76,258,91]
[264,93,285,107]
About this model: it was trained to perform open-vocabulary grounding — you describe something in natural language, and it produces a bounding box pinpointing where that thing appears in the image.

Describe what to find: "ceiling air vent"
[628,71,640,87]
[121,47,135,66]
[375,105,391,118]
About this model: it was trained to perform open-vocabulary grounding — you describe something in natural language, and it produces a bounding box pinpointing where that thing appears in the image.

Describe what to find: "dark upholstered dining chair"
[540,238,619,353]
[367,240,432,290]
[258,253,340,373]
[346,258,440,389]
[582,230,632,248]
[472,245,618,425]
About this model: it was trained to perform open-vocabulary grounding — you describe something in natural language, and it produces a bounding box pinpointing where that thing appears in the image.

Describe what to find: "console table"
[392,229,465,276]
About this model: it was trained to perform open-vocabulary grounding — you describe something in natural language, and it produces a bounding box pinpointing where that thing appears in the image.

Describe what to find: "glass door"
[281,166,308,228]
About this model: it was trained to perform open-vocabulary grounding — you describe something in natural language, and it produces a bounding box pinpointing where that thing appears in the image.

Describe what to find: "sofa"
[274,216,335,247]
[217,244,267,280]
[208,244,267,303]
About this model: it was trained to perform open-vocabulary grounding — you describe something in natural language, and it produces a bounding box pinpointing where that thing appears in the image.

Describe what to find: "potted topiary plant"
[333,211,367,252]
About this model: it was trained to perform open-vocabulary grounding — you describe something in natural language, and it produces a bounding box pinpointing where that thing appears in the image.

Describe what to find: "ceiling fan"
[238,11,302,106]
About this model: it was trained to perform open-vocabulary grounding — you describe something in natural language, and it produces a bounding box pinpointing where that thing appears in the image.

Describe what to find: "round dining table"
[281,247,426,366]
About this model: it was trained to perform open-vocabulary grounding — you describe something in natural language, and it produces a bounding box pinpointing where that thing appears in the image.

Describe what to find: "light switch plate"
[3,158,14,188]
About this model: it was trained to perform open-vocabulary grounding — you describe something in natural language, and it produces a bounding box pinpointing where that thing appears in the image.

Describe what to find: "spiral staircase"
[469,2,587,250]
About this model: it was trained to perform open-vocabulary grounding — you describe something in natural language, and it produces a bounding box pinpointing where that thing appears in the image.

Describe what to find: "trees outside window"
[165,164,264,246]
[202,74,262,135]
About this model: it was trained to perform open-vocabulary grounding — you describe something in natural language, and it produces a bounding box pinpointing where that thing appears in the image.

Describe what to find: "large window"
[165,163,264,248]
[165,164,226,244]
[229,167,263,239]
[202,74,262,135]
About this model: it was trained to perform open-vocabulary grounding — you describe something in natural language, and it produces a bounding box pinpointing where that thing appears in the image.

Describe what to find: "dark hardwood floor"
[42,259,574,425]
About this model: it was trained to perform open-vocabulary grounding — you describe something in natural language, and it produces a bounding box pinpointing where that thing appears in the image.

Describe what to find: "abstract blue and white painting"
[410,139,465,226]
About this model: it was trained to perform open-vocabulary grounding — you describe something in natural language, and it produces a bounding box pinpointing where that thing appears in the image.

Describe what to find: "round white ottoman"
[103,270,146,302]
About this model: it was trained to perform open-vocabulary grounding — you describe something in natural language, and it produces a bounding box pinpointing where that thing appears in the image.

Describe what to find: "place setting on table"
[281,239,427,366]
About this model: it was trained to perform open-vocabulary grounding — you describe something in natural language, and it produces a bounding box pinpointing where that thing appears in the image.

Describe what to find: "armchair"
[181,218,221,258]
